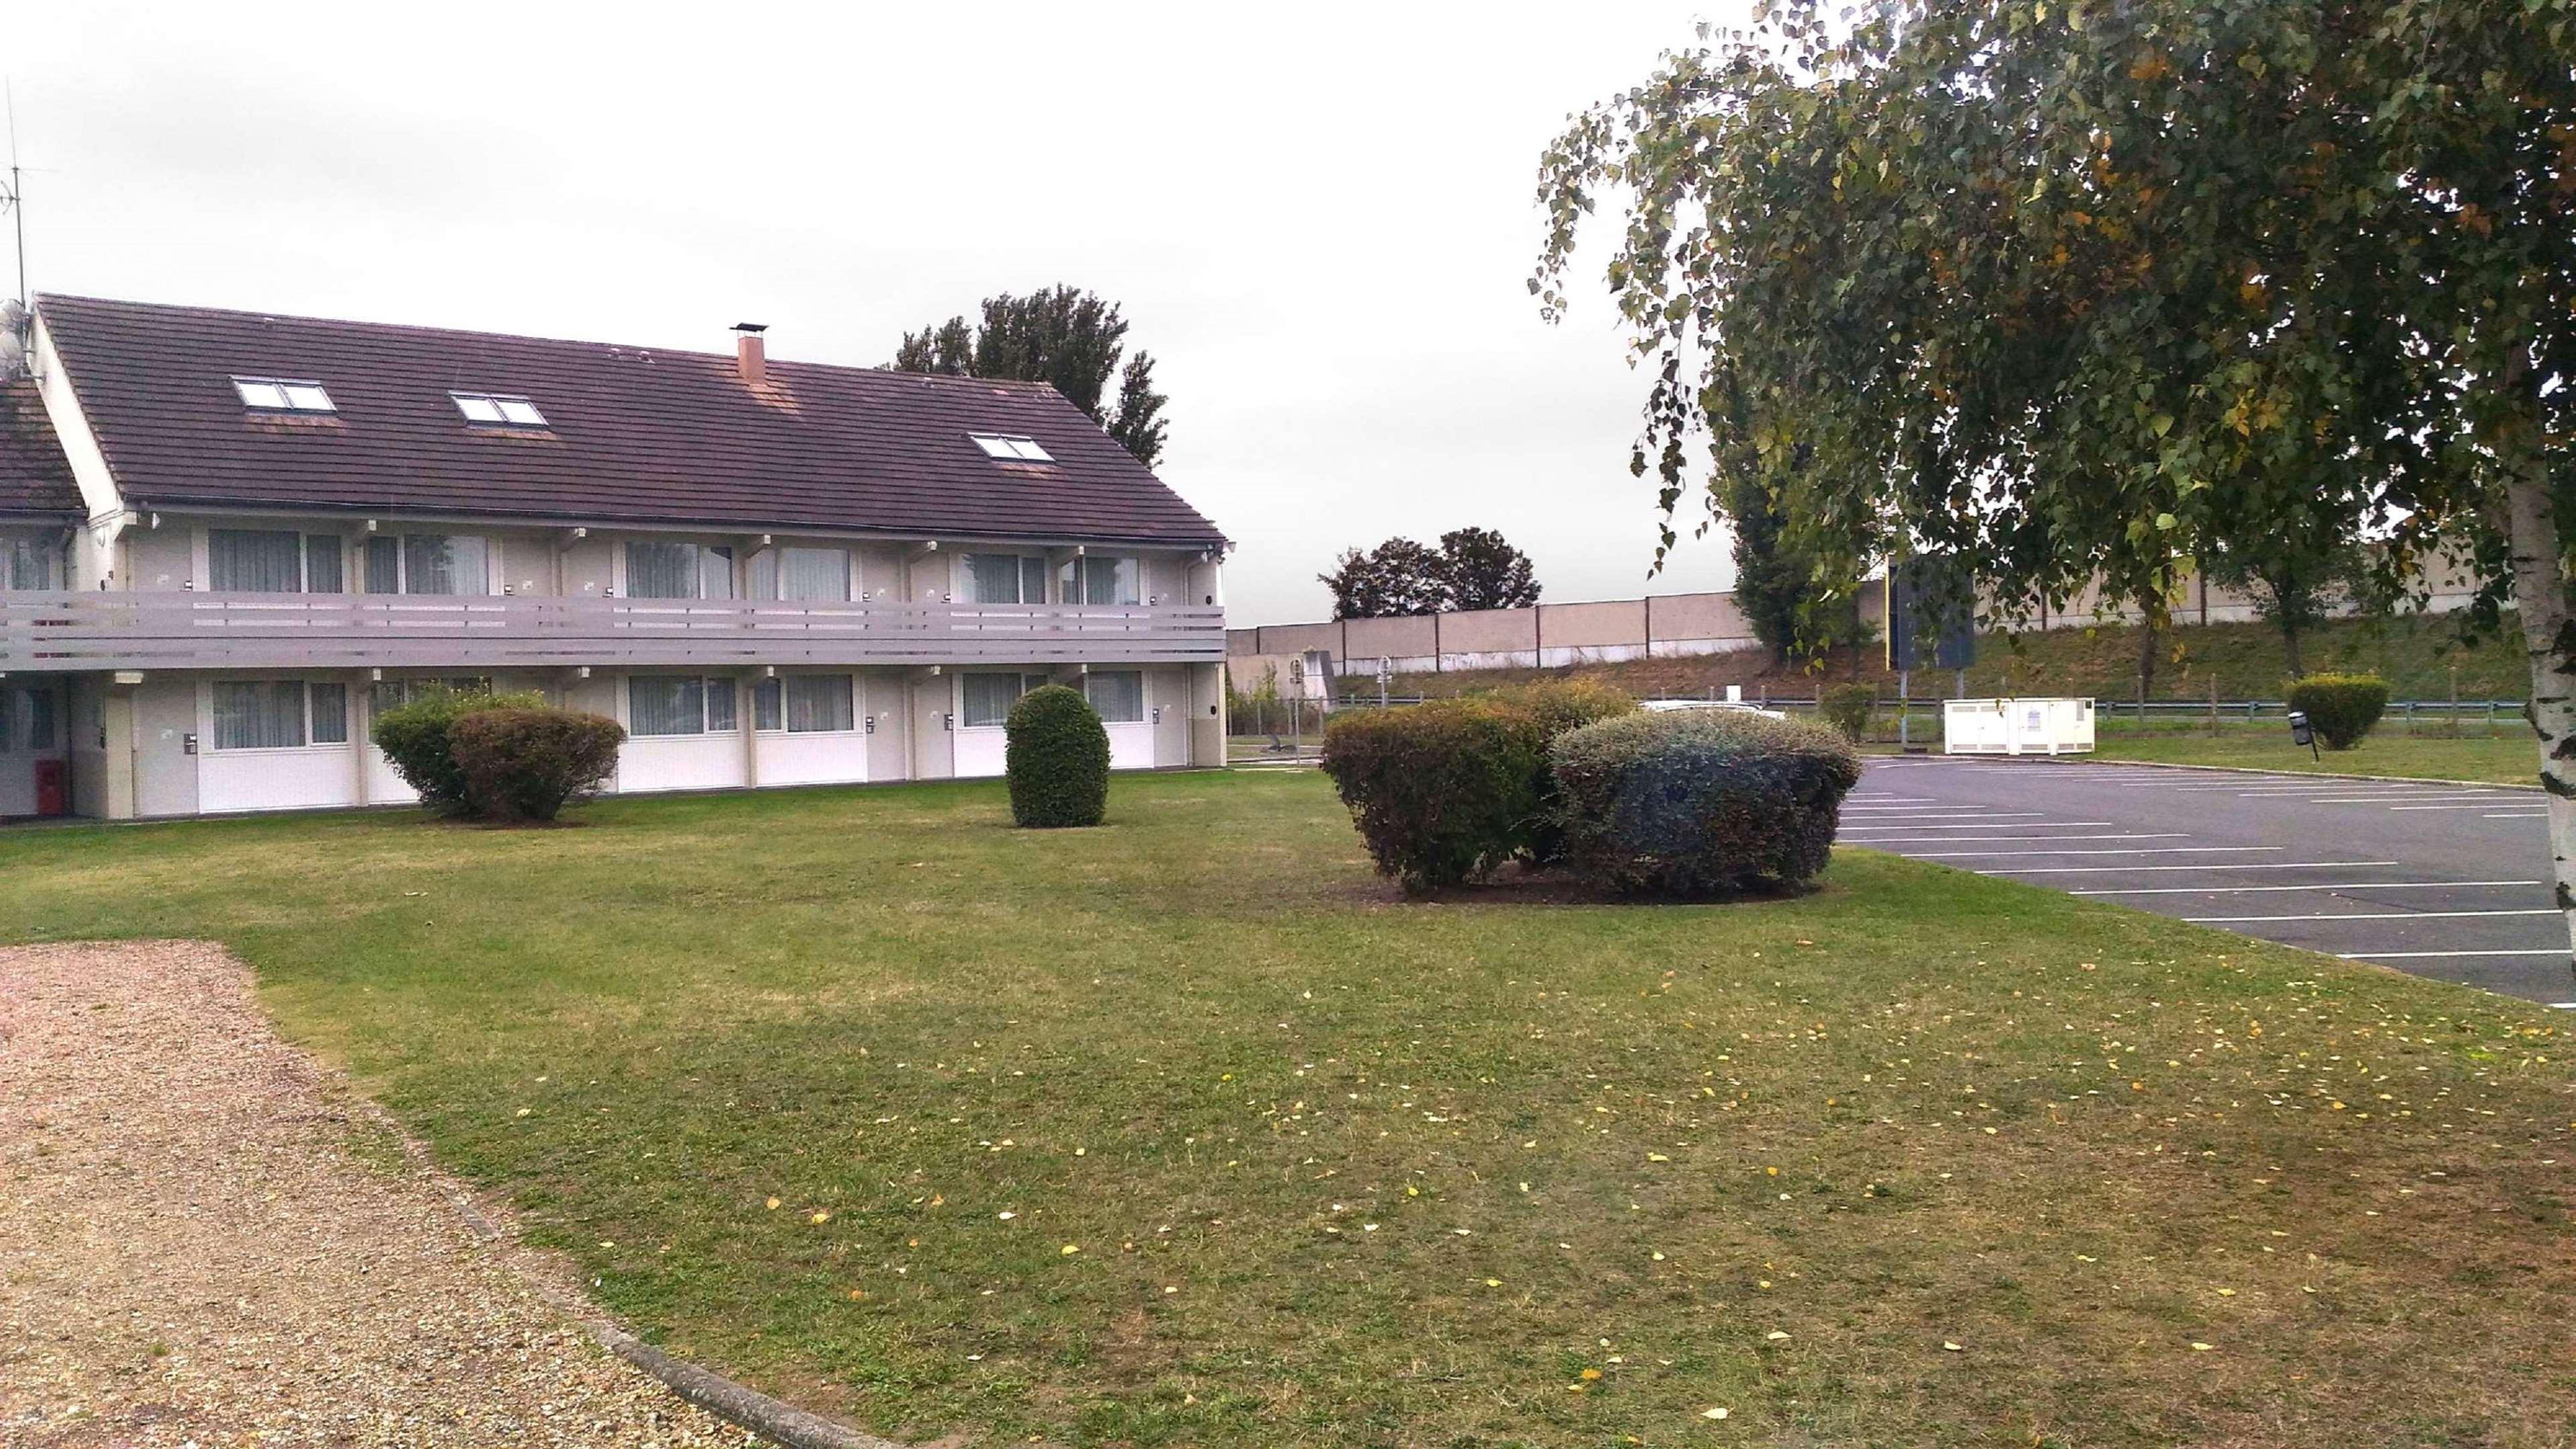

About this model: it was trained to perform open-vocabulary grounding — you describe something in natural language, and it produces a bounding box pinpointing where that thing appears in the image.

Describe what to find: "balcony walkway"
[0,590,1226,672]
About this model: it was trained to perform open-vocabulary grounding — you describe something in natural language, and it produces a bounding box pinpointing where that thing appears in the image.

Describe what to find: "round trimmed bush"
[370,686,547,816]
[449,706,625,822]
[1320,698,1548,894]
[1491,680,1637,863]
[1006,684,1110,827]
[2285,673,2390,750]
[1551,708,1863,896]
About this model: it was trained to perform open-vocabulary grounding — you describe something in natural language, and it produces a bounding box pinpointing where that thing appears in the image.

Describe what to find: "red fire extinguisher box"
[34,759,68,817]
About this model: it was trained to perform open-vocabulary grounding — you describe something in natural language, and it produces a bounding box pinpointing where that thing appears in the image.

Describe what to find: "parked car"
[1638,698,1788,720]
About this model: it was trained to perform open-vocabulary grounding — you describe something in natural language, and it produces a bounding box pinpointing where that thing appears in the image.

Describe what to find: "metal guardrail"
[0,589,1230,672]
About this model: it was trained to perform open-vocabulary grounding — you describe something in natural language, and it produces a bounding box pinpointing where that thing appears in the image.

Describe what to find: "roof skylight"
[451,391,548,427]
[970,433,1053,462]
[233,376,335,413]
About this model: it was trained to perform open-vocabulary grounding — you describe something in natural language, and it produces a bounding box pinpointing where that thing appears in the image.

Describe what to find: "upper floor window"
[232,376,335,413]
[209,529,345,594]
[1061,555,1140,607]
[2,531,60,590]
[748,545,850,602]
[362,533,488,596]
[969,433,1053,462]
[450,392,548,427]
[961,553,1049,605]
[626,541,735,600]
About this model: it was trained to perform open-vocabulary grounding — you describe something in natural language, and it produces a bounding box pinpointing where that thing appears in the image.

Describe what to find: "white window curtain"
[1085,670,1146,723]
[626,541,698,600]
[962,553,1026,604]
[209,529,305,592]
[1065,555,1142,606]
[308,684,349,745]
[304,536,344,594]
[4,533,61,589]
[784,676,853,732]
[629,676,707,735]
[402,535,487,596]
[212,681,307,749]
[777,547,850,602]
[753,678,783,731]
[961,672,1031,728]
[361,535,487,595]
[706,677,738,731]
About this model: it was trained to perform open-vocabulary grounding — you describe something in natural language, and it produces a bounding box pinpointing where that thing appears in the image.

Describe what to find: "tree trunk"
[2282,621,2304,680]
[2137,616,2159,704]
[2499,464,2576,976]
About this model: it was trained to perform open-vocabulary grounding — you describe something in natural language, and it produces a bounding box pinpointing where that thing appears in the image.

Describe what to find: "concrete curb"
[419,1144,908,1449]
[2061,756,2541,792]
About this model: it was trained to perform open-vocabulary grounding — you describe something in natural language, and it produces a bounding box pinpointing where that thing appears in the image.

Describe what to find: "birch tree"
[1536,0,2576,964]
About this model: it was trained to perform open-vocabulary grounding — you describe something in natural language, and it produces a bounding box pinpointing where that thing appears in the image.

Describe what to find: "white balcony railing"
[0,589,1226,673]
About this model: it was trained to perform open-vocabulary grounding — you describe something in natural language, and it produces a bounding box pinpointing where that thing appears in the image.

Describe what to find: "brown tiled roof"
[36,294,1226,548]
[0,377,80,518]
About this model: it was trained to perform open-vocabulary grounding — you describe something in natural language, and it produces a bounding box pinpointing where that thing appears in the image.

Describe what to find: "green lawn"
[3,773,2571,1446]
[2090,727,2540,786]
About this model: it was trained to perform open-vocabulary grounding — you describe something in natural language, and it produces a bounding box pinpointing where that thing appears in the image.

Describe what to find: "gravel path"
[0,941,764,1448]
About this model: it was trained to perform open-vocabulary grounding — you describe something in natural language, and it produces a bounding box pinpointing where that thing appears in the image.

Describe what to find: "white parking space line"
[1984,860,2399,876]
[1843,820,2116,830]
[2390,803,2529,812]
[1840,833,2188,845]
[2074,879,2540,896]
[1837,812,2051,821]
[1919,847,2277,859]
[2303,794,2508,804]
[2485,812,2549,819]
[2184,908,2563,923]
[2340,949,2570,960]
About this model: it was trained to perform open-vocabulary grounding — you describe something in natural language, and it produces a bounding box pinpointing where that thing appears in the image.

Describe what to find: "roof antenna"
[0,79,26,382]
[2,78,23,309]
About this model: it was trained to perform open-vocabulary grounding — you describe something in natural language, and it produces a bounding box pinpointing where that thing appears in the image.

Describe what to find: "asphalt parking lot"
[1844,757,2576,1007]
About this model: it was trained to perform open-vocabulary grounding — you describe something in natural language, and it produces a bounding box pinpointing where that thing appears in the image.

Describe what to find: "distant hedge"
[1819,683,1876,741]
[2286,674,2390,751]
[1006,684,1111,827]
[1552,708,1862,896]
[372,686,548,817]
[1320,698,1548,894]
[450,707,625,822]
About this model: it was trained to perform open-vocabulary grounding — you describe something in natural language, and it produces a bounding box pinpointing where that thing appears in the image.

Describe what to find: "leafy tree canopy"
[1322,529,1543,619]
[1535,0,2576,948]
[894,286,1170,468]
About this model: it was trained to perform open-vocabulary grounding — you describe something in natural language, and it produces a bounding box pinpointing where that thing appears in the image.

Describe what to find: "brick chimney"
[733,322,768,386]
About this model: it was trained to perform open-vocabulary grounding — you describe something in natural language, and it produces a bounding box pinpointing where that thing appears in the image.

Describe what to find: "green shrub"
[449,707,625,822]
[2285,673,2390,750]
[1551,709,1863,897]
[1818,683,1877,740]
[1320,698,1548,894]
[1491,680,1637,863]
[371,686,547,816]
[1006,684,1110,827]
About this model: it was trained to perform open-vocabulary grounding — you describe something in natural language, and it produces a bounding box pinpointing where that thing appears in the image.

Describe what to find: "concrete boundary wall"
[1230,562,2483,677]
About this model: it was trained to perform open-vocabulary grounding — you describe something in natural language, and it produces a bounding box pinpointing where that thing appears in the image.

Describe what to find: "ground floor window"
[961,672,1053,728]
[367,678,496,725]
[1084,669,1146,723]
[629,676,741,735]
[784,675,855,732]
[212,680,347,751]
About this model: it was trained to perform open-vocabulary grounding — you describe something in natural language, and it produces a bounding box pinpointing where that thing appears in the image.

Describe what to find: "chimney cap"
[732,321,768,334]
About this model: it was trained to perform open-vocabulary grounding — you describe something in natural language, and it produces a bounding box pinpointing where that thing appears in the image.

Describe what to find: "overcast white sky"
[10,1,1743,624]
